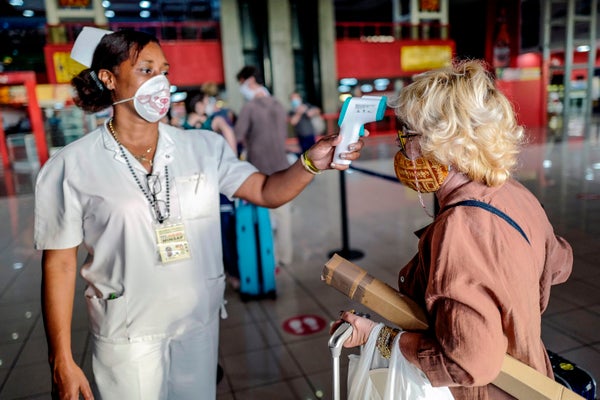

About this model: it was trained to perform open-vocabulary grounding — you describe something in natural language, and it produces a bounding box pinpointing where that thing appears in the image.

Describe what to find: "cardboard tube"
[322,253,429,330]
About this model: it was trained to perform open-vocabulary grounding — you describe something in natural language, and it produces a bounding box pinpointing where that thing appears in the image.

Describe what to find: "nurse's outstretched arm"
[235,133,365,207]
[42,248,94,400]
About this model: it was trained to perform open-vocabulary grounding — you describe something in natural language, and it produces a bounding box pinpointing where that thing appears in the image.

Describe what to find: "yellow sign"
[53,51,86,84]
[496,67,541,82]
[420,0,440,12]
[401,45,453,72]
[36,84,74,107]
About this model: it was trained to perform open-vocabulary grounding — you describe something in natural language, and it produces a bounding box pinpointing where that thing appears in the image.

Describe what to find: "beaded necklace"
[108,118,171,223]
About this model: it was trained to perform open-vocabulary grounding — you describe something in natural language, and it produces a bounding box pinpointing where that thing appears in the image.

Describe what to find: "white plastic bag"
[348,324,388,400]
[348,324,454,400]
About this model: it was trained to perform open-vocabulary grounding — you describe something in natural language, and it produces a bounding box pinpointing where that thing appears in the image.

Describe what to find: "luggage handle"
[329,322,353,400]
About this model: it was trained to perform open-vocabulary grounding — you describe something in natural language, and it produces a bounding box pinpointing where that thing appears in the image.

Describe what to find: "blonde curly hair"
[389,59,524,186]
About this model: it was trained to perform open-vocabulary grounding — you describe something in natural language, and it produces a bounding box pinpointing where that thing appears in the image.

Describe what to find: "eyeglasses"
[146,174,170,223]
[396,124,421,160]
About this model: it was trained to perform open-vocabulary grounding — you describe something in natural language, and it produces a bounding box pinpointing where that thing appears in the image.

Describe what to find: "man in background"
[234,66,293,268]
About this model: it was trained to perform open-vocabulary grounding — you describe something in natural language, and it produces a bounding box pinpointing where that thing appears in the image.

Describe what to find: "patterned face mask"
[113,74,171,122]
[393,151,449,193]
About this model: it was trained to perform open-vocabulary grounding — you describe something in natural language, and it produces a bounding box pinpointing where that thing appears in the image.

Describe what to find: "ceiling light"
[139,1,151,8]
[9,0,24,6]
[22,9,34,17]
[340,78,358,86]
[577,45,590,52]
[140,10,150,18]
[171,92,187,103]
[102,0,111,7]
[105,9,115,18]
[543,160,552,168]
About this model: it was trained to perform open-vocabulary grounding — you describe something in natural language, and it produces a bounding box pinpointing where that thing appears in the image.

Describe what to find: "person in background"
[35,28,366,400]
[332,59,573,399]
[201,81,236,126]
[234,65,293,268]
[183,91,237,152]
[167,91,187,128]
[288,91,322,155]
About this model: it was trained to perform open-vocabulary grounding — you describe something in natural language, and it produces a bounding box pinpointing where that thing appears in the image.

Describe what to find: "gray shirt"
[234,95,290,175]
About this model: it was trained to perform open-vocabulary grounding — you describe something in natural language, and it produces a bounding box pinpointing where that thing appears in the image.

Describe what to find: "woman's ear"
[98,69,114,90]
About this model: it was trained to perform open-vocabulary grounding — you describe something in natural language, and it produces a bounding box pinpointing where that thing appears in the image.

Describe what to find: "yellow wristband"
[301,151,322,175]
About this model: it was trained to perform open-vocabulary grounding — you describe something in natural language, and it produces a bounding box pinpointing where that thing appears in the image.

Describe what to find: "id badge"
[154,221,191,264]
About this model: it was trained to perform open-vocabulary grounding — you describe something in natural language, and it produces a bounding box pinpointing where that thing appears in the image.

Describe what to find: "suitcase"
[219,194,238,281]
[235,200,277,301]
[548,349,597,400]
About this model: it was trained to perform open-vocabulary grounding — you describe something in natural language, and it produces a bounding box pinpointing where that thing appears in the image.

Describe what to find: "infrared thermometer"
[333,95,387,165]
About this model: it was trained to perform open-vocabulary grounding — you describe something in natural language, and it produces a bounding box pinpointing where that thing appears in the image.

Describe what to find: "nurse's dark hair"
[71,30,160,113]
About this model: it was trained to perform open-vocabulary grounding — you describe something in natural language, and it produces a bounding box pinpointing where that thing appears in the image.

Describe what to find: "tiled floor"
[0,124,599,399]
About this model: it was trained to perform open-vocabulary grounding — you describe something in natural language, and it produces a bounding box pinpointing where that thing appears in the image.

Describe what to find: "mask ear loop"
[404,134,435,218]
[411,161,435,219]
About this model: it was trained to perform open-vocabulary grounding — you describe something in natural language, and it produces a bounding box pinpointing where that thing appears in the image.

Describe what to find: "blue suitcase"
[235,200,277,301]
[548,349,597,400]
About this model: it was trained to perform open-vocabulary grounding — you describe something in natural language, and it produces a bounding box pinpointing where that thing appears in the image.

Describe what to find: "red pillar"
[0,71,49,168]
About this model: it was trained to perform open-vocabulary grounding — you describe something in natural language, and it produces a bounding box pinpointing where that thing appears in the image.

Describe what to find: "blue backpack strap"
[442,200,530,245]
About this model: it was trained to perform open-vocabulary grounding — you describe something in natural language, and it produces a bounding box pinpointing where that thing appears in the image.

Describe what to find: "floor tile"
[1,130,599,398]
[0,362,51,398]
[228,380,298,399]
[221,344,302,392]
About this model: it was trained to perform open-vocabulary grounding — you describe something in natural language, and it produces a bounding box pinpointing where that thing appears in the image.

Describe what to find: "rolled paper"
[322,253,429,330]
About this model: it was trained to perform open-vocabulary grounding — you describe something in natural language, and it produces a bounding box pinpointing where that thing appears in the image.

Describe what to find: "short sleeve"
[34,156,83,249]
[214,135,258,199]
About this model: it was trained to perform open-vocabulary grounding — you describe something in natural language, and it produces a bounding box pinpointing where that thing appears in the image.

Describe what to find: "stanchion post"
[328,170,364,260]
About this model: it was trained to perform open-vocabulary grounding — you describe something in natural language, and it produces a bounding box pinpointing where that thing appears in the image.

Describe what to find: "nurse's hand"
[51,358,94,400]
[305,129,369,171]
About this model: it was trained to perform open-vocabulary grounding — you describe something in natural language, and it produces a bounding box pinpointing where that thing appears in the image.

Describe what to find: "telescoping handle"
[328,322,353,400]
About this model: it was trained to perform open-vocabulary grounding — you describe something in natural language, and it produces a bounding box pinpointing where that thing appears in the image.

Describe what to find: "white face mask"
[239,81,255,101]
[113,75,171,122]
[205,97,216,116]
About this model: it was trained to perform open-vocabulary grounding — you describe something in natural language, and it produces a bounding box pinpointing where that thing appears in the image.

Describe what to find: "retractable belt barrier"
[328,164,401,261]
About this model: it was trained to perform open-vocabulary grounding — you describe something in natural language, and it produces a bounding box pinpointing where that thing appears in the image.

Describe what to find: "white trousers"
[270,202,293,266]
[92,318,219,400]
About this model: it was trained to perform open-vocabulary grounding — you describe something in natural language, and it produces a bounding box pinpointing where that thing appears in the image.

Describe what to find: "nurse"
[34,28,365,400]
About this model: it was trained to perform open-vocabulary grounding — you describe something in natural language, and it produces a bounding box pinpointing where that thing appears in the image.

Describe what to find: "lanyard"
[110,133,171,223]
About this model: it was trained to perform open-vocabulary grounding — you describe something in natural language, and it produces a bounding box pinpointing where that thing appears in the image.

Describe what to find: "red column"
[0,71,50,168]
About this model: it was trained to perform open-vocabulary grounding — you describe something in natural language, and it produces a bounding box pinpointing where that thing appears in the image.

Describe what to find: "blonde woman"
[333,60,573,399]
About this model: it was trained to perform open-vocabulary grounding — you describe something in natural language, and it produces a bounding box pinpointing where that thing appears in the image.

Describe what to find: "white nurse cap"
[70,26,113,68]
